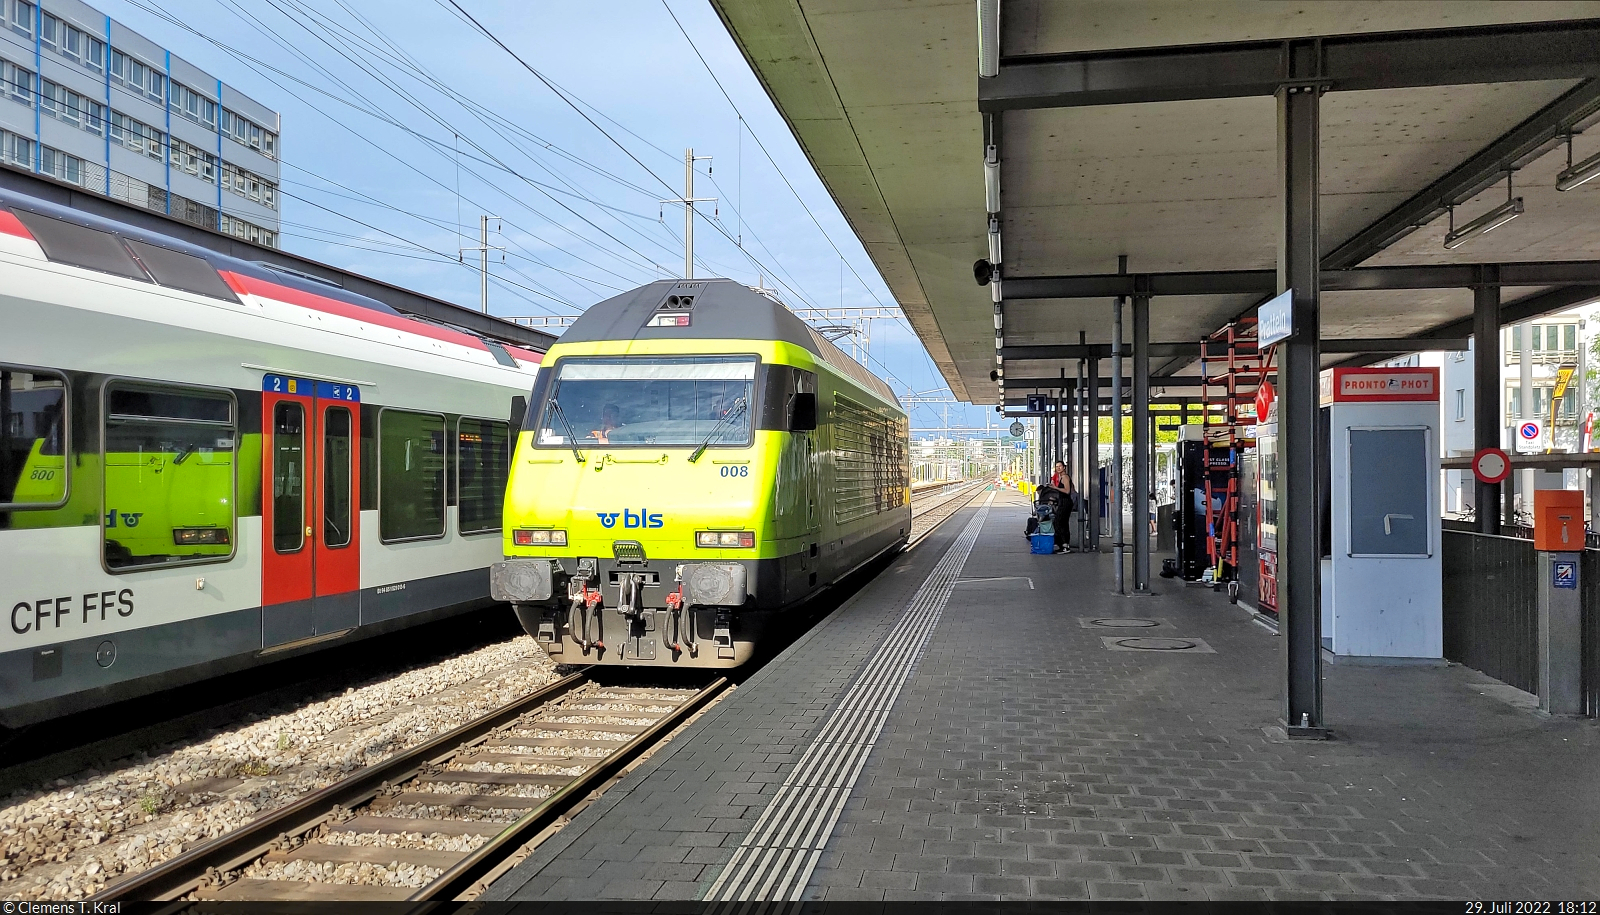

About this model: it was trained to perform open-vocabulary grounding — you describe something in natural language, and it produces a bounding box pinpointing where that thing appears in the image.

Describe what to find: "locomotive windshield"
[536,356,756,448]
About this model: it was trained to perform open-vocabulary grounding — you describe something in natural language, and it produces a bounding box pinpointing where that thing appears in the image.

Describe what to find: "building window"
[222,162,277,210]
[110,49,166,104]
[1454,389,1465,422]
[221,213,278,248]
[169,140,217,182]
[1,58,33,105]
[109,111,164,159]
[221,108,277,159]
[40,13,104,73]
[0,128,33,168]
[2,0,36,39]
[40,146,104,190]
[40,80,105,135]
[170,81,217,129]
[1507,386,1521,418]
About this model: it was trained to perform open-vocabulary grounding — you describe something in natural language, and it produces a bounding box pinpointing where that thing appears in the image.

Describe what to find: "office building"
[0,0,279,246]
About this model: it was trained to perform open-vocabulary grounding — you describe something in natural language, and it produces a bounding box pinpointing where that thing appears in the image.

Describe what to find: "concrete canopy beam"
[980,20,1600,112]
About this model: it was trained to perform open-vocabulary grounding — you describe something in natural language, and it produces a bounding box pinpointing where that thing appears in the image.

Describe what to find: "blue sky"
[100,0,1001,436]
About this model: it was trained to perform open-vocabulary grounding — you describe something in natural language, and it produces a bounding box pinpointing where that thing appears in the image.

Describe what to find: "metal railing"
[1441,530,1539,695]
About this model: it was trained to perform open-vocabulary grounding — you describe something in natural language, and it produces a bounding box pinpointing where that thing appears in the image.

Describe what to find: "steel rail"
[415,676,729,901]
[91,670,591,902]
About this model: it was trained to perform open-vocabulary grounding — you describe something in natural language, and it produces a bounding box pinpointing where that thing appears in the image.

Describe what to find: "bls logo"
[105,509,144,528]
[596,508,665,529]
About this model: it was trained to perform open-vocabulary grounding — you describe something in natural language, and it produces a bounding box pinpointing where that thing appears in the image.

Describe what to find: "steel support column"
[1276,57,1325,735]
[1132,290,1152,592]
[1088,352,1101,551]
[1474,267,1502,535]
[1078,347,1089,550]
[1112,256,1127,592]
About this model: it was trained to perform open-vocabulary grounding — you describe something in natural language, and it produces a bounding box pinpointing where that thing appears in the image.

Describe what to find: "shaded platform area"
[485,490,1600,902]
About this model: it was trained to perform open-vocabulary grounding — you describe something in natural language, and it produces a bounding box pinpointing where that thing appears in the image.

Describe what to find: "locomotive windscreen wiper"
[547,397,586,463]
[688,396,748,464]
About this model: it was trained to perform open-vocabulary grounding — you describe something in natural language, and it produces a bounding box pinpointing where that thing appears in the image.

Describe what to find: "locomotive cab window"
[0,368,68,509]
[103,383,236,570]
[535,356,756,448]
[379,409,446,542]
[457,417,509,534]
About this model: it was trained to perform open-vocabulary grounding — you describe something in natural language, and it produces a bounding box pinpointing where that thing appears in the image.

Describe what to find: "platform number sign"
[1553,560,1577,590]
[262,374,360,402]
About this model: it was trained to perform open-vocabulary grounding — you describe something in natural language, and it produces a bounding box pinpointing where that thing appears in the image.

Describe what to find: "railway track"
[81,487,987,903]
[90,673,726,902]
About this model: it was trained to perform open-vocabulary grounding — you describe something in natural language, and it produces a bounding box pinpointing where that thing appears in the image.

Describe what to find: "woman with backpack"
[1040,461,1077,552]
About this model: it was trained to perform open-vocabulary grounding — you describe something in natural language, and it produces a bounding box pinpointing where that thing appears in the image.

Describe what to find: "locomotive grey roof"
[559,278,901,407]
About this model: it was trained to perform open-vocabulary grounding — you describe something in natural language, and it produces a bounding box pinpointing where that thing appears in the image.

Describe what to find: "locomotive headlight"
[697,530,755,548]
[514,529,567,546]
[173,528,229,545]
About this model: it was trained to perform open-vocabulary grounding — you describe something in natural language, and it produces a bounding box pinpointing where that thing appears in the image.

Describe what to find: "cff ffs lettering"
[11,589,133,635]
[595,509,664,530]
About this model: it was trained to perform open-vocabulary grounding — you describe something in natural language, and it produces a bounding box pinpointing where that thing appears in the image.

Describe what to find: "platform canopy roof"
[709,1,1600,404]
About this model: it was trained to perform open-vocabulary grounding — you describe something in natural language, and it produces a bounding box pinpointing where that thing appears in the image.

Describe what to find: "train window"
[323,407,353,548]
[103,382,235,570]
[536,357,757,448]
[379,409,445,542]
[0,368,68,509]
[457,418,509,534]
[272,402,305,553]
[11,210,150,282]
[124,239,240,302]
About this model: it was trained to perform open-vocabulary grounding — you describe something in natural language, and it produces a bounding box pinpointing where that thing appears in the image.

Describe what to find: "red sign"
[1472,447,1511,485]
[1254,379,1275,424]
[1326,367,1439,403]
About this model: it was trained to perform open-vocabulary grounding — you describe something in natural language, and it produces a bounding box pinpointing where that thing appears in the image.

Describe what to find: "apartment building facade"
[0,0,279,246]
[1438,307,1594,512]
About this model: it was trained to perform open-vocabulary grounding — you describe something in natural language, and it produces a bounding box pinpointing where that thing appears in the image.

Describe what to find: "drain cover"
[1090,618,1160,628]
[1101,636,1216,653]
[1115,637,1197,650]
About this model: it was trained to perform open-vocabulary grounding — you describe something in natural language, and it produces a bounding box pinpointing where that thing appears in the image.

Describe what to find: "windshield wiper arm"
[547,398,586,463]
[688,397,747,464]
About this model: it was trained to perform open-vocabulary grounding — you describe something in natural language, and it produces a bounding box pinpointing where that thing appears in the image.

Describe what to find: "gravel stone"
[0,635,555,900]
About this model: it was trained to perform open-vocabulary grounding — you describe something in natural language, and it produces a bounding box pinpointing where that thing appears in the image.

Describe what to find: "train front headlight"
[514,529,567,546]
[697,531,754,548]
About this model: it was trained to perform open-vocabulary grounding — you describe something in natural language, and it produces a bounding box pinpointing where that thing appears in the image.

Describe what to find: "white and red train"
[0,186,541,727]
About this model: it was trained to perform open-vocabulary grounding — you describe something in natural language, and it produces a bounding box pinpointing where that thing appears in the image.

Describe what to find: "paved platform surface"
[485,490,1600,901]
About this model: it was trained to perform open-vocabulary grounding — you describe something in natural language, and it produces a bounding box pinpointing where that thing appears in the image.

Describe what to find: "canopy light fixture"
[988,216,1003,264]
[990,276,1003,303]
[977,0,1000,78]
[984,145,1000,213]
[1443,172,1523,250]
[993,305,1003,331]
[973,258,994,286]
[1557,135,1600,191]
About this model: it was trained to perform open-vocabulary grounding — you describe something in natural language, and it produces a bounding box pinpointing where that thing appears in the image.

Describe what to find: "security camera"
[989,369,999,381]
[973,258,994,286]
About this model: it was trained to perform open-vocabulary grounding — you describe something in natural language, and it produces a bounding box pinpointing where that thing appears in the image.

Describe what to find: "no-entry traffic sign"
[1472,447,1511,485]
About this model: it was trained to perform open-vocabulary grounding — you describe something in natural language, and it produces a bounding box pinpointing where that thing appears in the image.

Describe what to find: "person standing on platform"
[1042,461,1077,552]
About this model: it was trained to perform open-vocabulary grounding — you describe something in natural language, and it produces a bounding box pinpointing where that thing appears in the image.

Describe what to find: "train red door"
[261,375,362,647]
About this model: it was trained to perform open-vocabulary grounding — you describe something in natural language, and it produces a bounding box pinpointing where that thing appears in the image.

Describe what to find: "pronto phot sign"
[1319,367,1439,404]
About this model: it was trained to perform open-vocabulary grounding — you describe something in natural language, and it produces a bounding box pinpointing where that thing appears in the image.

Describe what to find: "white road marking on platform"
[705,492,995,907]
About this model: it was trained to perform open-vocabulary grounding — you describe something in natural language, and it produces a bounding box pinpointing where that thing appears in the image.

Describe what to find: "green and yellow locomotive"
[492,279,909,667]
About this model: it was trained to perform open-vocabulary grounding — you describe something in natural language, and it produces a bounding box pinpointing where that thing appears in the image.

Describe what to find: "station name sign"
[1319,367,1440,404]
[1257,289,1293,347]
